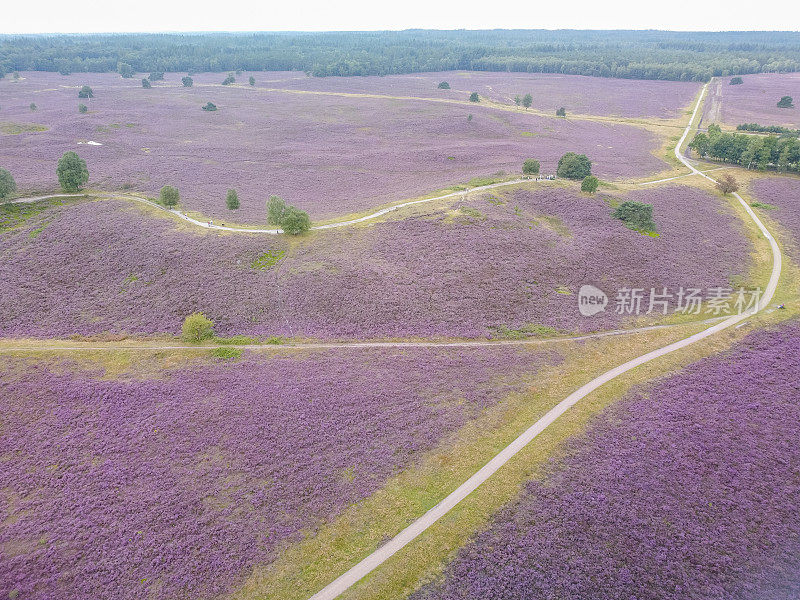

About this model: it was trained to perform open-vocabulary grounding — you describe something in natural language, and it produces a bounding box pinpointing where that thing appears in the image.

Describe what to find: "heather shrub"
[56,152,88,192]
[226,189,239,210]
[522,159,540,176]
[557,152,591,179]
[182,76,193,87]
[78,85,93,98]
[0,168,17,199]
[182,312,214,342]
[469,92,479,102]
[141,78,151,89]
[159,185,180,207]
[581,175,599,193]
[78,103,88,113]
[612,200,656,232]
[281,206,311,235]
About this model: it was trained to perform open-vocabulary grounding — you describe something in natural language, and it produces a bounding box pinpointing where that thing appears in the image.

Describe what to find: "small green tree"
[182,76,193,87]
[522,93,533,110]
[78,103,88,113]
[522,159,540,176]
[249,76,255,86]
[141,78,151,88]
[149,72,164,81]
[182,312,214,342]
[467,114,473,122]
[581,175,600,193]
[56,152,89,192]
[0,168,17,199]
[159,185,180,207]
[78,85,93,98]
[222,74,235,85]
[267,195,286,225]
[469,92,480,102]
[438,81,450,89]
[556,107,566,117]
[118,62,135,78]
[281,206,311,235]
[612,201,656,232]
[514,95,521,106]
[226,189,239,210]
[689,132,710,157]
[556,153,592,179]
[29,103,37,111]
[729,76,743,85]
[202,102,218,111]
[777,96,795,108]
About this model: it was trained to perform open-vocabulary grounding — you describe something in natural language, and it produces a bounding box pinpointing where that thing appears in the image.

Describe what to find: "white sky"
[3,0,800,33]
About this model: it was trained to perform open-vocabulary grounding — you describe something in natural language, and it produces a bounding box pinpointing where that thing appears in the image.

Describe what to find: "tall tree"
[56,152,89,192]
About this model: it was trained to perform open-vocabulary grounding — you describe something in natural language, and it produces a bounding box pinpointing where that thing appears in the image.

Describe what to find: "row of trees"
[689,124,800,172]
[4,31,800,82]
[737,123,800,137]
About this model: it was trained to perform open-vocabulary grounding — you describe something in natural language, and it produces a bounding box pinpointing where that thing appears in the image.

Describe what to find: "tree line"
[689,124,800,172]
[2,30,800,81]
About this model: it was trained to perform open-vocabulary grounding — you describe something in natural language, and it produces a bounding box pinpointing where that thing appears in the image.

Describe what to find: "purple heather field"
[0,72,666,221]
[703,73,800,128]
[414,323,800,600]
[0,345,557,600]
[0,184,750,339]
[749,175,800,257]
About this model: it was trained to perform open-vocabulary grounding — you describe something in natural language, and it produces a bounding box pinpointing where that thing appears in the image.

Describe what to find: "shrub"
[438,81,450,89]
[730,76,743,85]
[226,189,239,210]
[249,76,255,86]
[522,159,540,176]
[159,185,180,207]
[182,312,214,342]
[777,96,794,108]
[715,173,739,194]
[267,195,286,225]
[211,347,242,360]
[522,93,532,109]
[78,103,88,113]
[556,106,567,117]
[0,168,17,199]
[280,206,311,235]
[556,152,592,179]
[469,92,479,102]
[467,114,473,122]
[581,175,599,193]
[202,102,217,111]
[149,71,164,81]
[222,74,235,85]
[118,62,135,78]
[182,76,193,87]
[29,103,37,111]
[78,85,93,98]
[141,78,151,88]
[612,200,656,232]
[56,152,89,192]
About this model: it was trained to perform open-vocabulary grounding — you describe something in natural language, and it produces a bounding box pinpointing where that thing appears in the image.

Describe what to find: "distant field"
[0,346,557,600]
[0,184,751,340]
[1,72,667,221]
[703,73,800,129]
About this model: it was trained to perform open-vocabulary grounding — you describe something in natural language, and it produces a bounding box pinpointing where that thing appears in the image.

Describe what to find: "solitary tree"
[715,173,739,195]
[159,185,180,207]
[118,62,135,78]
[222,74,235,85]
[281,206,311,235]
[141,78,151,88]
[267,195,287,225]
[29,103,37,111]
[202,102,218,111]
[57,152,89,192]
[514,95,521,106]
[181,312,214,342]
[438,81,450,90]
[729,76,743,85]
[0,168,17,199]
[78,85,93,98]
[469,92,480,102]
[556,153,592,179]
[182,76,193,87]
[249,76,255,86]
[522,159,540,176]
[777,96,795,108]
[556,107,567,117]
[581,175,600,193]
[226,189,240,210]
[522,93,533,110]
[78,103,88,113]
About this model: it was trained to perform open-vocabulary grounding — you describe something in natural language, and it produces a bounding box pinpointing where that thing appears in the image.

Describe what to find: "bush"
[715,173,739,194]
[438,81,450,89]
[249,76,255,86]
[226,189,239,210]
[469,92,480,102]
[118,62,135,78]
[267,195,286,225]
[182,76,193,87]
[0,168,17,199]
[56,152,89,192]
[141,78,151,88]
[222,74,235,85]
[149,71,164,81]
[159,185,180,207]
[78,85,93,98]
[78,103,88,113]
[522,159,540,175]
[522,93,532,109]
[556,152,592,179]
[777,96,795,108]
[280,206,311,235]
[556,107,566,117]
[182,312,214,342]
[202,102,217,111]
[211,347,242,360]
[581,175,599,193]
[612,200,656,232]
[29,103,37,111]
[730,76,743,85]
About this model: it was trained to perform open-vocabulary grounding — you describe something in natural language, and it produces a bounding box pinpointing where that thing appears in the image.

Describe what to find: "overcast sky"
[4,0,800,33]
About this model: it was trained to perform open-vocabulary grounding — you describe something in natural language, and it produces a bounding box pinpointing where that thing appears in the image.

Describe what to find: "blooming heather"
[749,176,800,258]
[0,346,556,599]
[414,323,800,600]
[1,72,665,222]
[0,185,751,338]
[703,73,800,128]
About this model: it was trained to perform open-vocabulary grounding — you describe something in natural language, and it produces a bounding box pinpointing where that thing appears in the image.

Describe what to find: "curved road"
[304,83,784,600]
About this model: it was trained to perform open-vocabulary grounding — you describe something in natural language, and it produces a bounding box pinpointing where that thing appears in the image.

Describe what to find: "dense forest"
[1,30,800,81]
